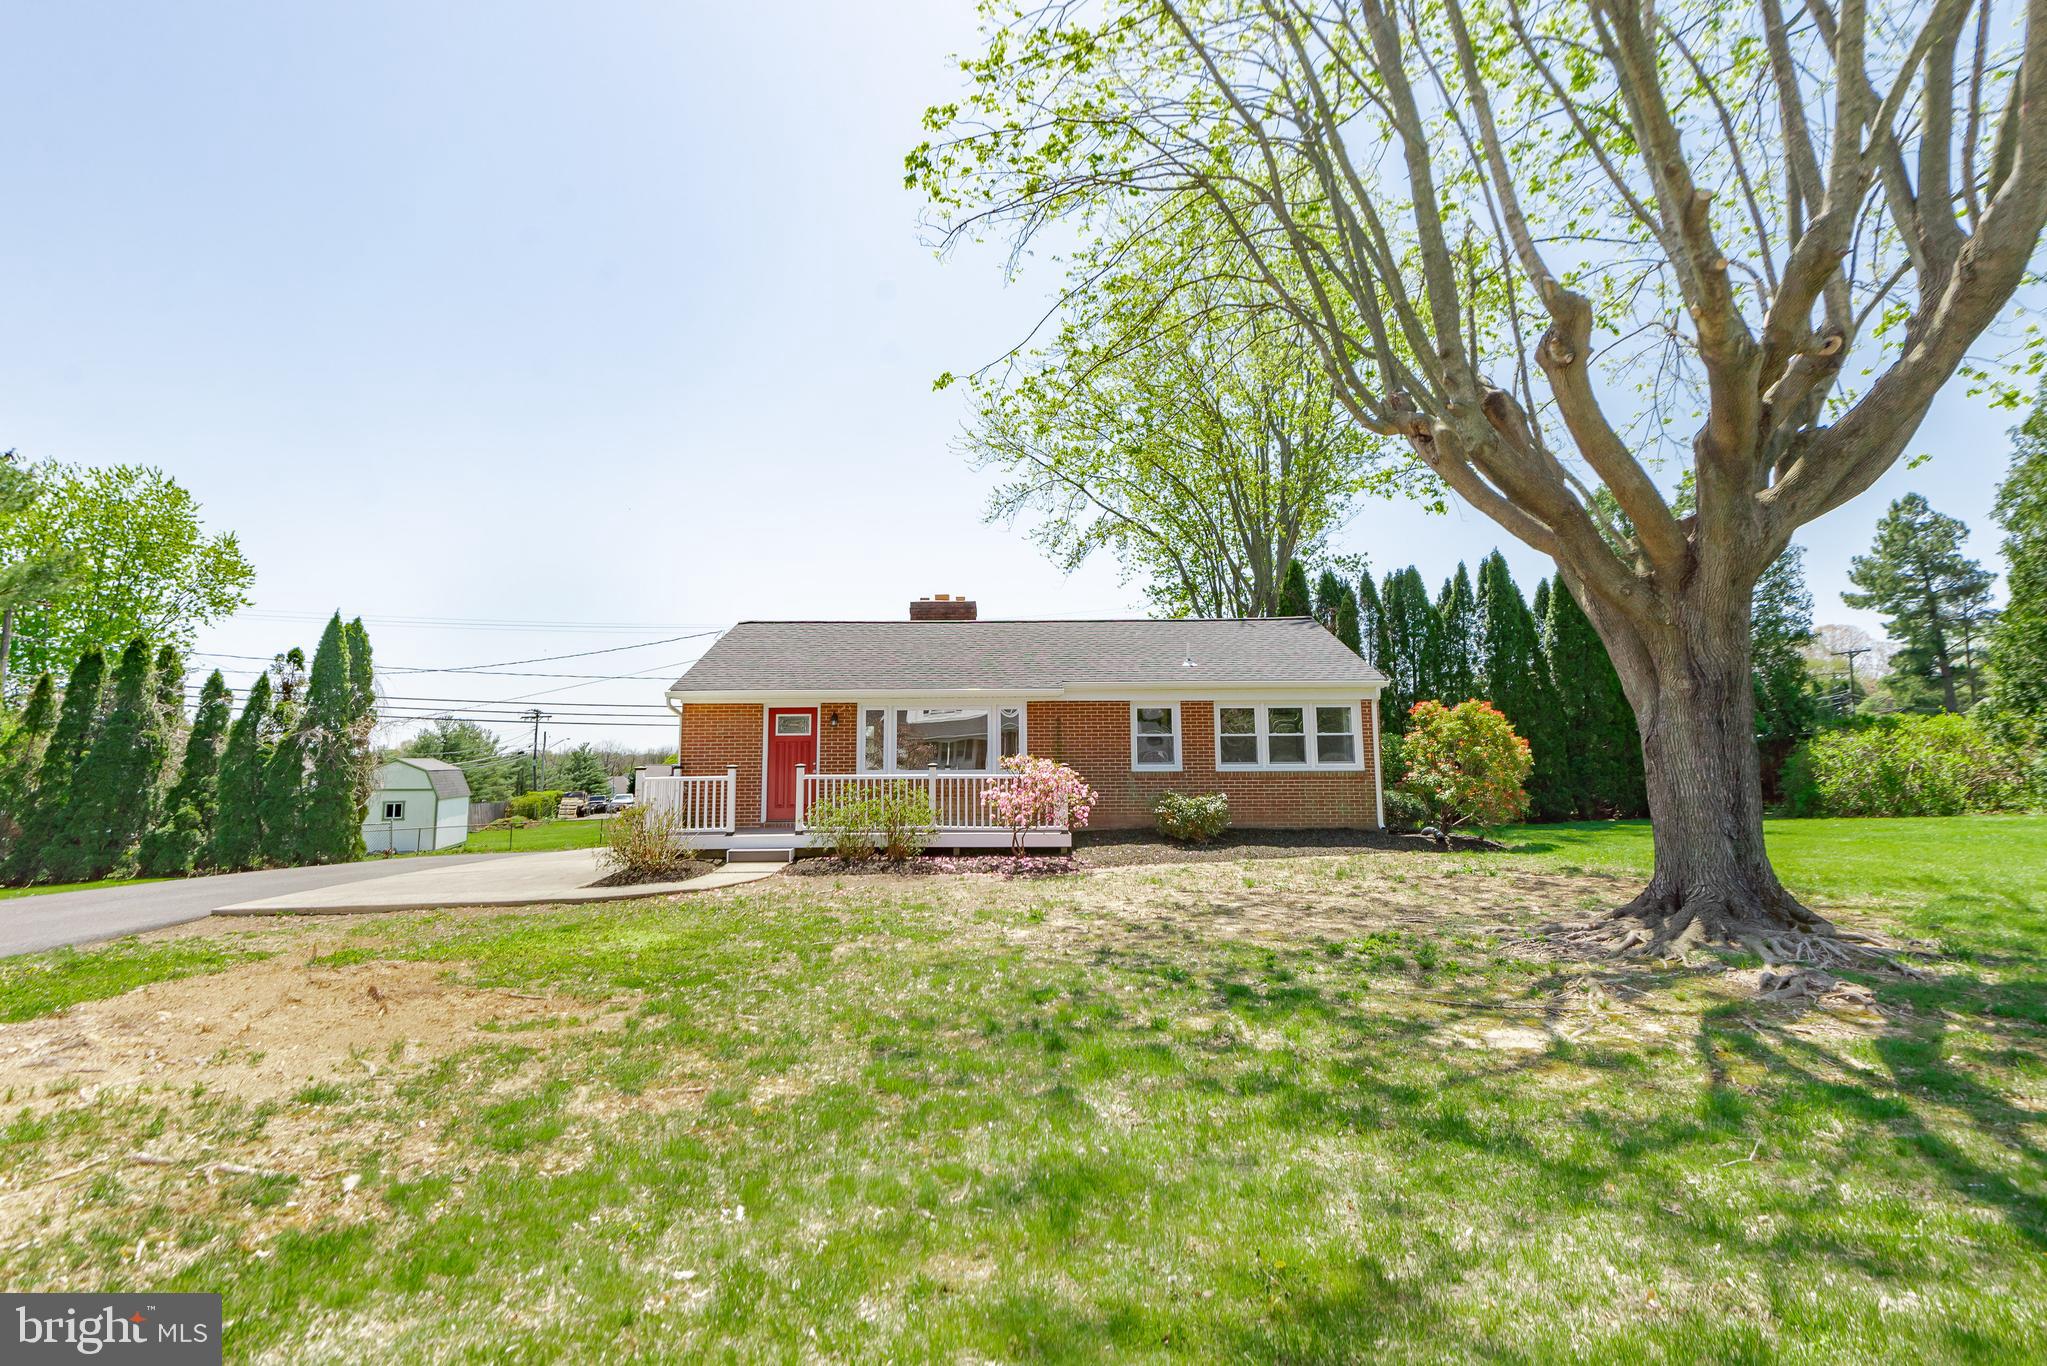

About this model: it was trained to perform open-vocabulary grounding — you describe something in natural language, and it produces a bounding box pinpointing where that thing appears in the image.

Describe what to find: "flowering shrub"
[1153,791,1230,843]
[982,754,1099,856]
[1782,714,2035,816]
[1395,699,1532,834]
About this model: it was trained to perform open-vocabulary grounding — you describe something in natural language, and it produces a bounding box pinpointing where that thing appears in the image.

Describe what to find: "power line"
[380,630,723,675]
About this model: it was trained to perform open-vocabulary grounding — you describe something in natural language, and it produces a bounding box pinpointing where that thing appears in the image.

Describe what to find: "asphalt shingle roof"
[393,756,471,800]
[669,618,1385,694]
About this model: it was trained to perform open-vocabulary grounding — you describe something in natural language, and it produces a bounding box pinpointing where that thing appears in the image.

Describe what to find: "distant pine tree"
[1543,580,1645,817]
[299,613,362,864]
[1436,563,1479,702]
[1276,560,1313,617]
[6,649,105,883]
[1531,577,1551,627]
[1476,552,1569,819]
[0,673,58,854]
[139,670,232,876]
[211,672,271,871]
[50,639,170,881]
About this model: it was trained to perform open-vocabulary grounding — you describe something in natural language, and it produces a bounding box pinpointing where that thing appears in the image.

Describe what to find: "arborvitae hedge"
[7,649,105,881]
[211,672,271,872]
[139,669,233,876]
[50,638,170,881]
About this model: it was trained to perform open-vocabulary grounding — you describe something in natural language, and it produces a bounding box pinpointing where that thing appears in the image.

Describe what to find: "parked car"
[582,792,615,815]
[612,791,636,808]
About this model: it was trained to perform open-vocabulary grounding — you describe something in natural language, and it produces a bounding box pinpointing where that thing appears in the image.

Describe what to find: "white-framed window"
[774,713,812,736]
[856,702,1027,773]
[1131,702,1181,770]
[1214,702,1363,770]
[381,800,406,821]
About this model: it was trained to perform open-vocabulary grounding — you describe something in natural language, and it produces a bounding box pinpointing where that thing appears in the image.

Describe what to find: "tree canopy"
[915,0,2047,956]
[0,462,253,687]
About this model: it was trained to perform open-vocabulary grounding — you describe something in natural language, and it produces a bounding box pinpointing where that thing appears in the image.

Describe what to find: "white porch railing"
[636,769,738,834]
[795,767,1066,833]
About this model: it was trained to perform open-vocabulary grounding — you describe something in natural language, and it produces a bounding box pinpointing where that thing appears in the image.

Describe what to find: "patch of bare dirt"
[0,956,623,1108]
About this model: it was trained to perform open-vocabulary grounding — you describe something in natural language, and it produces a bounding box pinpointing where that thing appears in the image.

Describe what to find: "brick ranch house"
[639,596,1386,857]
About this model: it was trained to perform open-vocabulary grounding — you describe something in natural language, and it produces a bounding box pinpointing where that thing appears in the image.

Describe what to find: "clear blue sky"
[0,1,2017,749]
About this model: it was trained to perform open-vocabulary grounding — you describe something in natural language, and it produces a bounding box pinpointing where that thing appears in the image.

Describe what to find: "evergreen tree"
[1356,572,1384,667]
[261,729,307,866]
[139,670,232,876]
[1377,568,1438,734]
[1543,582,1645,817]
[1990,392,2047,745]
[1843,494,1997,712]
[6,649,104,882]
[558,744,611,794]
[1751,547,1823,799]
[0,673,57,852]
[1312,569,1348,627]
[151,643,184,722]
[1476,552,1568,818]
[1276,559,1313,617]
[49,638,169,881]
[1531,577,1551,626]
[211,672,271,871]
[299,613,361,864]
[1334,592,1362,656]
[344,617,379,829]
[404,718,516,802]
[1436,563,1479,702]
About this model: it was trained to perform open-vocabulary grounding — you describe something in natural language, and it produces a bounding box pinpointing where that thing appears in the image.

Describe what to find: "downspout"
[665,693,684,767]
[1369,691,1384,829]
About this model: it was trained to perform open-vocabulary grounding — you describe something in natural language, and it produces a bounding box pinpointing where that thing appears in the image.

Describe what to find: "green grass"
[3,817,2044,1360]
[0,874,173,900]
[0,939,267,1023]
[433,816,612,856]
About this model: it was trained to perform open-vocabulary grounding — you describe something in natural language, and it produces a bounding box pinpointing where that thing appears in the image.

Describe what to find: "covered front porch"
[636,768,1072,861]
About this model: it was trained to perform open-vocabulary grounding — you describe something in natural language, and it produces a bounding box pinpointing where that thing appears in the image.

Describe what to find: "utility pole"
[522,708,548,791]
[1830,645,1871,712]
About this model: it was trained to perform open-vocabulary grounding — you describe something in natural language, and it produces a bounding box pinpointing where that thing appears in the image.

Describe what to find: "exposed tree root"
[1541,882,1925,979]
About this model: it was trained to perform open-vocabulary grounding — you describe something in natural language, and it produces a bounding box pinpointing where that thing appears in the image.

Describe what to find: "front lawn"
[1,818,2041,1359]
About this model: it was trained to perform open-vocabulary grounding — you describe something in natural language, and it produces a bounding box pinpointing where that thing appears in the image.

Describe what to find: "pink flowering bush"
[982,754,1099,856]
[1396,699,1532,836]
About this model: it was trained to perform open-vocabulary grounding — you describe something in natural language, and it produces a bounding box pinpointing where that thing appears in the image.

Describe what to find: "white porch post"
[725,765,738,835]
[794,764,807,833]
[927,765,938,824]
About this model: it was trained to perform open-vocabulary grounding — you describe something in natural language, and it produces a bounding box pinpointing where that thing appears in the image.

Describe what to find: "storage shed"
[364,757,471,852]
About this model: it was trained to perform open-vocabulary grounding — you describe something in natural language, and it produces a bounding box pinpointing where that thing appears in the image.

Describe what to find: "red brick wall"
[1026,699,1379,830]
[678,704,762,824]
[678,698,1380,831]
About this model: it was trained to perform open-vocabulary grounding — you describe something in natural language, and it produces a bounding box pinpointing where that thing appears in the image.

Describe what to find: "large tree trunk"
[1559,578,1870,966]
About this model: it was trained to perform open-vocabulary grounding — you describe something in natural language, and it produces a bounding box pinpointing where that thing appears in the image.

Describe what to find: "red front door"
[764,707,817,823]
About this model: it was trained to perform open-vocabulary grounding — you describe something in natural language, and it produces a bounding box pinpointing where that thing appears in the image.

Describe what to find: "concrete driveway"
[0,855,511,958]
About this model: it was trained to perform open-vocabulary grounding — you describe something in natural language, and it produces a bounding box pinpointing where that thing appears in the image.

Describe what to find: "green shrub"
[507,790,564,821]
[1153,791,1229,843]
[1382,788,1430,829]
[600,802,699,881]
[805,784,937,861]
[1783,713,2033,817]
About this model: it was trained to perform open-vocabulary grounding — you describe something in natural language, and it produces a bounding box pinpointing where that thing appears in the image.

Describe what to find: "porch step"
[725,848,795,864]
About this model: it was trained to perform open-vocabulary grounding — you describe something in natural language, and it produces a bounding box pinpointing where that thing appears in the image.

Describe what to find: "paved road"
[0,855,512,958]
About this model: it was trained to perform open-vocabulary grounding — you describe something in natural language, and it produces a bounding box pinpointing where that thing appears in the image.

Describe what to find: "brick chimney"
[910,593,977,621]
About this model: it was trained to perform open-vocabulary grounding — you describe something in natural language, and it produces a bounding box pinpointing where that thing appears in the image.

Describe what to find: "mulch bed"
[590,860,718,888]
[788,854,1080,878]
[1070,828,1486,867]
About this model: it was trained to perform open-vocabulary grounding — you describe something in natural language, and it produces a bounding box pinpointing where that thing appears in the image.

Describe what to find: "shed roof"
[669,618,1385,695]
[387,756,471,800]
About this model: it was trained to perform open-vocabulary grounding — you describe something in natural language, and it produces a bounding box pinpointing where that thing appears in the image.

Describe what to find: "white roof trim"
[668,682,1382,704]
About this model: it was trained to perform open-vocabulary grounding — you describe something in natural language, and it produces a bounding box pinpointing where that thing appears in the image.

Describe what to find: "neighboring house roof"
[382,756,471,800]
[669,618,1385,696]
